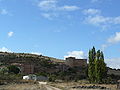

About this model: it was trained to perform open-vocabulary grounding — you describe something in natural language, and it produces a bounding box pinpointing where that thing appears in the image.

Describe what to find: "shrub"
[7,65,20,74]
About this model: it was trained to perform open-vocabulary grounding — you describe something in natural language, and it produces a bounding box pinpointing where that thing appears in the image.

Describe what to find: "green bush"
[7,65,20,74]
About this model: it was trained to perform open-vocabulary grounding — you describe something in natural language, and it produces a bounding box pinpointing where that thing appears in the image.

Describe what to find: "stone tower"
[65,57,87,68]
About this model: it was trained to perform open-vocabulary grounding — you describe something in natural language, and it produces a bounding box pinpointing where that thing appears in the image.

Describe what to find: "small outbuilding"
[23,74,36,80]
[23,74,48,81]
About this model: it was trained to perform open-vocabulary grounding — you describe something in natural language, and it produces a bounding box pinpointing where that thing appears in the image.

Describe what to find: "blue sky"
[0,0,120,68]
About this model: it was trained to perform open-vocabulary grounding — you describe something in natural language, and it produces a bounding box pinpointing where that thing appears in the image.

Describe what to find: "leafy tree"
[7,65,20,74]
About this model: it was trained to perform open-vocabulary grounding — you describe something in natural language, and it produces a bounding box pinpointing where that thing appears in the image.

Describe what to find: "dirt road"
[39,81,61,90]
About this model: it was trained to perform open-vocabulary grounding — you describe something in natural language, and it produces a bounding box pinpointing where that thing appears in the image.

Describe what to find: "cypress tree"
[88,47,107,83]
[100,51,107,81]
[95,50,101,83]
[88,46,96,83]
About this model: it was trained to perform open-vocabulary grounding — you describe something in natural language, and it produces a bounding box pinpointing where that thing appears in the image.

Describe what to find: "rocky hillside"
[0,52,65,64]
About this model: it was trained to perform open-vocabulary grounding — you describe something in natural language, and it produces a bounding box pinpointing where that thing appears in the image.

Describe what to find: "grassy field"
[0,81,117,90]
[0,83,41,90]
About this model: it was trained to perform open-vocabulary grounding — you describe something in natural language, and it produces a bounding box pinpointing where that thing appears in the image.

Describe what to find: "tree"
[100,51,107,81]
[88,47,107,83]
[88,46,96,83]
[7,65,20,74]
[95,50,101,83]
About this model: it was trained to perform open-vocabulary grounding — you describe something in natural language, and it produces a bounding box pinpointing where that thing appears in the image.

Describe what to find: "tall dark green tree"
[88,46,96,83]
[88,47,107,83]
[100,51,107,80]
[95,50,101,83]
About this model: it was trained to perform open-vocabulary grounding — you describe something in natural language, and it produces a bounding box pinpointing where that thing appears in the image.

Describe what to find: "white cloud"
[83,8,120,29]
[59,5,79,11]
[38,0,79,11]
[64,51,85,60]
[38,0,57,11]
[113,16,120,24]
[107,32,120,44]
[101,32,120,50]
[0,47,11,52]
[85,15,111,26]
[31,52,42,55]
[0,9,8,15]
[41,13,52,20]
[37,0,79,19]
[41,13,58,20]
[8,31,14,37]
[105,58,120,69]
[85,15,120,29]
[83,8,101,15]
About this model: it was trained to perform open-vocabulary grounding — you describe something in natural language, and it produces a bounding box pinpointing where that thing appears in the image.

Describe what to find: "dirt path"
[39,82,61,90]
[44,85,61,90]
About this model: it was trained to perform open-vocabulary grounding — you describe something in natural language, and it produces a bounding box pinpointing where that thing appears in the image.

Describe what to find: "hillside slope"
[0,52,65,64]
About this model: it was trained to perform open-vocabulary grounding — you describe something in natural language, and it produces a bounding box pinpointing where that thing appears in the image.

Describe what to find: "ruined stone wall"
[11,63,34,74]
[22,64,34,74]
[65,57,87,67]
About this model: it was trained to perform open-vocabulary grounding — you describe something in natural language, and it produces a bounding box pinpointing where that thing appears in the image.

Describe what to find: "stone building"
[65,57,87,68]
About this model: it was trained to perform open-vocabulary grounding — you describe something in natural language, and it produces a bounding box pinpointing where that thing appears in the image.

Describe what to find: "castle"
[0,52,87,74]
[65,57,87,68]
[12,57,87,74]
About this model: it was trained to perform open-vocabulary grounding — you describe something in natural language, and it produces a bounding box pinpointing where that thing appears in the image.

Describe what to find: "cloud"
[107,32,120,44]
[105,58,120,69]
[8,31,14,37]
[85,15,110,26]
[0,9,8,15]
[83,8,101,15]
[84,15,120,29]
[31,52,42,55]
[38,0,57,11]
[101,32,120,50]
[41,13,58,20]
[83,8,120,29]
[0,47,11,52]
[64,51,85,60]
[37,0,79,19]
[59,5,79,11]
[38,0,79,11]
[113,16,120,24]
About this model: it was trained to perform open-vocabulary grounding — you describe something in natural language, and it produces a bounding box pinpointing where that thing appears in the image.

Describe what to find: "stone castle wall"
[65,57,87,67]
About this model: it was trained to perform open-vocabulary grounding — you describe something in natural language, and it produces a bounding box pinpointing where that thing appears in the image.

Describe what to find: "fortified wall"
[11,63,34,74]
[11,57,87,74]
[65,57,87,68]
